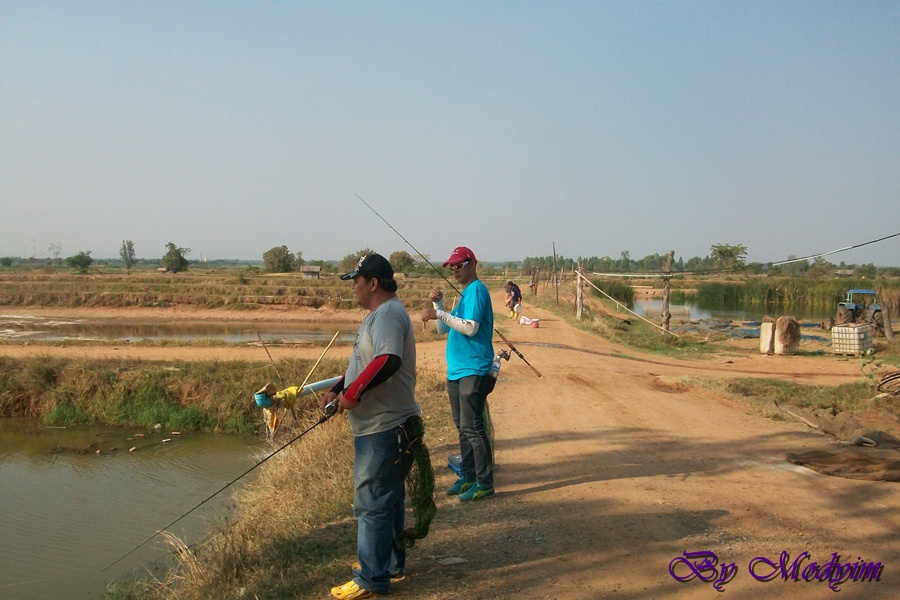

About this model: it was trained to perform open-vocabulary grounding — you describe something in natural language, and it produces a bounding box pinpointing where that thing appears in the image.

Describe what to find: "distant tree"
[306,259,335,274]
[709,243,748,271]
[389,250,415,273]
[339,248,377,274]
[0,257,12,267]
[295,250,304,268]
[618,251,631,272]
[119,240,136,271]
[857,263,877,279]
[805,257,834,280]
[161,242,190,273]
[48,242,62,265]
[777,256,808,277]
[263,245,297,273]
[65,251,93,272]
[745,262,765,275]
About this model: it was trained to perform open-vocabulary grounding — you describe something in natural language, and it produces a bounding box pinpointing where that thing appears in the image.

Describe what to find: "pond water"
[0,314,356,344]
[0,419,267,600]
[631,299,834,323]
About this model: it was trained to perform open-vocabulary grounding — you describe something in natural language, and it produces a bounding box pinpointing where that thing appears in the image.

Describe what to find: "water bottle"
[488,353,502,379]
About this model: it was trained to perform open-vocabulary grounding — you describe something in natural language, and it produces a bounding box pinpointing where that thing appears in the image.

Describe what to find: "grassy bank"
[0,356,348,433]
[526,290,720,360]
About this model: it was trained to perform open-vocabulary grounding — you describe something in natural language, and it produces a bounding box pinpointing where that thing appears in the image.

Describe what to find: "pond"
[0,313,356,344]
[0,419,267,599]
[631,299,835,323]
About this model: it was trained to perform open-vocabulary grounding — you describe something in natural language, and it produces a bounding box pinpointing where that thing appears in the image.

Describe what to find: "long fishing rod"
[102,400,339,573]
[355,193,541,378]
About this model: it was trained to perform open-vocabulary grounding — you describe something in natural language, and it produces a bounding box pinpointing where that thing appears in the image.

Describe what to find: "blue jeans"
[447,375,494,488]
[353,428,406,593]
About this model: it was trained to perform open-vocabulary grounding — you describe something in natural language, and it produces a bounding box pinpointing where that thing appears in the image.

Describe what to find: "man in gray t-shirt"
[343,295,418,436]
[321,253,420,600]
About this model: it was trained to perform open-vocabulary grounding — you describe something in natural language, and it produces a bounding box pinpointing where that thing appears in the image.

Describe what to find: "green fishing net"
[396,415,436,548]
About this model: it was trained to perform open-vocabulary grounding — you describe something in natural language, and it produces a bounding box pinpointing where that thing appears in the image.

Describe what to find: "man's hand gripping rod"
[355,193,541,377]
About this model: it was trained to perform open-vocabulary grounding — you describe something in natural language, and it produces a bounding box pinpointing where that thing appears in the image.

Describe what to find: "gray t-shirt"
[345,296,419,436]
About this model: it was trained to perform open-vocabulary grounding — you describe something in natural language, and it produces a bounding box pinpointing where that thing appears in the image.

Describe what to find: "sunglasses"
[449,261,470,271]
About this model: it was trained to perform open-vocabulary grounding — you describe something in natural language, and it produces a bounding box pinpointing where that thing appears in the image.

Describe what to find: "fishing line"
[104,328,344,572]
[354,193,541,377]
[101,405,337,573]
[0,577,60,589]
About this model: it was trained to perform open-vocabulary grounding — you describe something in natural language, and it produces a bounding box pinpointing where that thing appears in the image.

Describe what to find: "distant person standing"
[505,280,522,320]
[421,246,496,501]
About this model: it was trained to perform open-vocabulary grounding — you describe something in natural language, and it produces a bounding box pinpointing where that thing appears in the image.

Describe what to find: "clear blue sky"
[2,1,898,266]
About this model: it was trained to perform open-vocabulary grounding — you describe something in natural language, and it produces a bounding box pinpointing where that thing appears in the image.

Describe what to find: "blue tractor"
[835,289,884,336]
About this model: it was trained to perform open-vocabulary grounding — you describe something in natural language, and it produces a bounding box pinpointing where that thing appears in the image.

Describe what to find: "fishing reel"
[498,349,511,361]
[323,398,340,418]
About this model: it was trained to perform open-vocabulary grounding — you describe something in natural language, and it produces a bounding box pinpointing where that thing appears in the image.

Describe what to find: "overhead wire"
[585,231,900,277]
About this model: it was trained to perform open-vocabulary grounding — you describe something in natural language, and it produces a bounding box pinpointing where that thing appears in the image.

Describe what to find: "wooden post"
[576,263,584,321]
[877,286,895,341]
[552,242,559,304]
[661,250,674,332]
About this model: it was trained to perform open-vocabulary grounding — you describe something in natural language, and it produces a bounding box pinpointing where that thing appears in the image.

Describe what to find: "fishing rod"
[253,325,284,385]
[104,329,344,573]
[296,331,340,392]
[102,396,340,573]
[355,193,541,378]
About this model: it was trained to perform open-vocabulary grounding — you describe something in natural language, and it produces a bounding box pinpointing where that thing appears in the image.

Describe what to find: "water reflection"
[0,418,263,600]
[0,314,355,343]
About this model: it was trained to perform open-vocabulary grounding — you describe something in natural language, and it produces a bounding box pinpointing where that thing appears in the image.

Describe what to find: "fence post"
[576,263,584,321]
[877,286,895,341]
[552,242,559,304]
[661,250,674,332]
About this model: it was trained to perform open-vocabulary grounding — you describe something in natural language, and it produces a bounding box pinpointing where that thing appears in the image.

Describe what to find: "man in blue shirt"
[422,246,496,501]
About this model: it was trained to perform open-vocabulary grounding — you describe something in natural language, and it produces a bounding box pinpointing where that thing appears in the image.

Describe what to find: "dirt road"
[3,301,896,598]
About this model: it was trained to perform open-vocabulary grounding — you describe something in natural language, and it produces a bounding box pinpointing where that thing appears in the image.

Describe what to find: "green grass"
[0,356,349,433]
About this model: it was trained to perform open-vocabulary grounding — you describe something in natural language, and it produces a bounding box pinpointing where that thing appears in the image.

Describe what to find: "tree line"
[3,241,897,279]
[522,243,900,279]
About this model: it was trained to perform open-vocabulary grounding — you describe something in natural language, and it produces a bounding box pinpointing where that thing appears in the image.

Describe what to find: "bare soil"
[3,298,898,599]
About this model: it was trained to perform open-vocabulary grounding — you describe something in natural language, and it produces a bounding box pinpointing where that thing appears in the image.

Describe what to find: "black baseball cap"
[340,253,395,281]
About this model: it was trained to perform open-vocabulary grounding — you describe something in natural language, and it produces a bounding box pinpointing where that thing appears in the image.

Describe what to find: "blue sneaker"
[458,482,495,501]
[446,478,475,496]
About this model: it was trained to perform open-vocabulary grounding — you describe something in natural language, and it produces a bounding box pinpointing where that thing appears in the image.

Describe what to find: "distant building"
[835,269,855,278]
[299,265,321,279]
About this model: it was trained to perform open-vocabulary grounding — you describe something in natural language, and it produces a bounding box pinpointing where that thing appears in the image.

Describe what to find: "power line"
[586,232,899,277]
[767,232,900,267]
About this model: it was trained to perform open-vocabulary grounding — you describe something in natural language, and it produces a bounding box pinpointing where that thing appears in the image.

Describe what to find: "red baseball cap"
[442,246,477,267]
